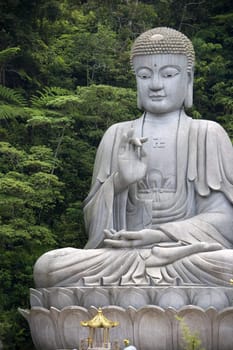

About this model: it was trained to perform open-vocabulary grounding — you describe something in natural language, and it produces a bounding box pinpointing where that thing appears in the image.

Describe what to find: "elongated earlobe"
[136,80,144,110]
[137,94,143,110]
[184,70,194,108]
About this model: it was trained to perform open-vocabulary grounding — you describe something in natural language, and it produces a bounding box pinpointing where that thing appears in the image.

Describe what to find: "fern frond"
[43,86,72,96]
[0,85,26,106]
[24,107,64,121]
[45,95,81,109]
[26,116,53,127]
[0,104,27,120]
[30,87,73,108]
[26,115,70,127]
[0,47,21,65]
[30,94,53,108]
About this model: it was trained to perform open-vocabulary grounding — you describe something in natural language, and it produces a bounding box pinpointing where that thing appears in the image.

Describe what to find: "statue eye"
[141,75,150,79]
[161,67,180,78]
[137,69,152,79]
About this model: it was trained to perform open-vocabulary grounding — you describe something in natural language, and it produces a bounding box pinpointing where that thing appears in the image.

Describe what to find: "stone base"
[19,287,233,350]
[28,286,233,310]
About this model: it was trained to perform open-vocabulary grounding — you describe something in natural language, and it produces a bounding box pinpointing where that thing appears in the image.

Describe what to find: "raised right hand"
[116,127,148,188]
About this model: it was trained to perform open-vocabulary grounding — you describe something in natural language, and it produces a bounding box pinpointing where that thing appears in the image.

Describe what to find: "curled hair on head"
[131,27,195,72]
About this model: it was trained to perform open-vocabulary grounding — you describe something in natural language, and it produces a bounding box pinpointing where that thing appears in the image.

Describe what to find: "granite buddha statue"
[34,27,233,288]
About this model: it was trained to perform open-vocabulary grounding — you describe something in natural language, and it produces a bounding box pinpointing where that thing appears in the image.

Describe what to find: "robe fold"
[34,112,233,288]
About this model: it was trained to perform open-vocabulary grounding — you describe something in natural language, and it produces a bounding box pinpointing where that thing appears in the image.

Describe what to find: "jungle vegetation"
[0,0,232,348]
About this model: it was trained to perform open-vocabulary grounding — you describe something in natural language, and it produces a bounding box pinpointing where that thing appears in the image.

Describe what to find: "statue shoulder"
[191,118,230,140]
[188,118,233,200]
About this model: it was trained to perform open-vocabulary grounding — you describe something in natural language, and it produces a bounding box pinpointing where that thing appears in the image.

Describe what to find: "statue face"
[133,54,191,114]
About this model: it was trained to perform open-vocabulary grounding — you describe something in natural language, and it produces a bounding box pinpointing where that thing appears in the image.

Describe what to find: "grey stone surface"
[29,286,233,310]
[20,26,233,350]
[19,304,233,350]
[33,27,233,289]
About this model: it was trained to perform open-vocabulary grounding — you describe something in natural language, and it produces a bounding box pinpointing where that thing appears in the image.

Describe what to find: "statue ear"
[184,69,194,109]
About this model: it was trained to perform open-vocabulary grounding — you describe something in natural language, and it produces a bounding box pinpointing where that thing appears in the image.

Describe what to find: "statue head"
[131,27,195,112]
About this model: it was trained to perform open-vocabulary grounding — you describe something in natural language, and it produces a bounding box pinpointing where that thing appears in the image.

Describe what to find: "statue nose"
[149,74,163,90]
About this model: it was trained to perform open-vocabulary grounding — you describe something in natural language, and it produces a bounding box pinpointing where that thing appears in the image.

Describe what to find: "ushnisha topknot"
[130,27,195,72]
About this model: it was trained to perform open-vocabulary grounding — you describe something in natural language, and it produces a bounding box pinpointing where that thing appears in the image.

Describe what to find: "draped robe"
[34,112,233,288]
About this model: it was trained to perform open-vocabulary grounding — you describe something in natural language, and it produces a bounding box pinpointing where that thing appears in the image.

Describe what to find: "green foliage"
[0,47,21,86]
[0,85,27,125]
[0,0,232,349]
[176,316,205,350]
[0,85,26,106]
[0,47,21,65]
[0,81,139,349]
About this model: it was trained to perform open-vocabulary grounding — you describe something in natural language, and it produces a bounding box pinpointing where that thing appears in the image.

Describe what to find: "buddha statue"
[34,27,233,288]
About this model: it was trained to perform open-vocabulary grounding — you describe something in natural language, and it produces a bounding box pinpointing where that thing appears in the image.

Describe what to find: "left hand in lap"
[103,228,165,248]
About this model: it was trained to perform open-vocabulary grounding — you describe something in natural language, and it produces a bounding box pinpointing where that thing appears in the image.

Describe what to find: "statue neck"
[144,109,182,123]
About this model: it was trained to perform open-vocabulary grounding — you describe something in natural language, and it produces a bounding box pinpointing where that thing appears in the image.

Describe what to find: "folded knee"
[33,251,52,288]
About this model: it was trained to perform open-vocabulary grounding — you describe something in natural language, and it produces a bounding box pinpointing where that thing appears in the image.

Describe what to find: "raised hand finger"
[129,137,143,147]
[126,127,134,139]
[129,136,148,147]
[140,137,148,144]
[126,128,135,153]
[118,133,129,154]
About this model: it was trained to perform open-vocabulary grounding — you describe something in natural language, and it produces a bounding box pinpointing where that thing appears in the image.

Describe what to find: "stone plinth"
[19,287,233,350]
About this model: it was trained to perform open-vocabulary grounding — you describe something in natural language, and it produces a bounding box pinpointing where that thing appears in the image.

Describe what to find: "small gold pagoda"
[81,308,119,349]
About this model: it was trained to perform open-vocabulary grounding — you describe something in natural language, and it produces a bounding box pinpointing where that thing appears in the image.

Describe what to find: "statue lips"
[149,94,166,101]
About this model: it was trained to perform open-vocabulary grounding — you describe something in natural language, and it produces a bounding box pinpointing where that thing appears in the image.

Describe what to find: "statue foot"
[146,242,222,267]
